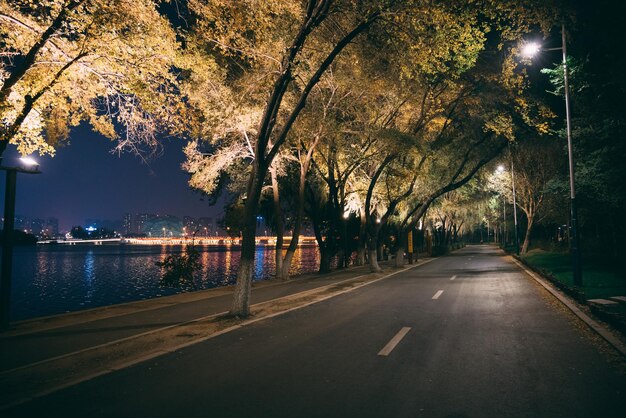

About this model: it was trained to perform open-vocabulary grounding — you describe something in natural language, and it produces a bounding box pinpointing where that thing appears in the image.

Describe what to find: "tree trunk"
[280,147,313,279]
[270,167,285,279]
[356,209,367,265]
[356,248,366,266]
[368,248,381,272]
[230,168,264,317]
[394,228,407,267]
[521,217,534,254]
[394,246,405,268]
[319,247,332,274]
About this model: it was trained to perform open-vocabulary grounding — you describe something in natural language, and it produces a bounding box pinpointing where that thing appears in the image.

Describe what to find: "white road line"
[432,290,444,299]
[378,327,411,356]
[450,275,457,281]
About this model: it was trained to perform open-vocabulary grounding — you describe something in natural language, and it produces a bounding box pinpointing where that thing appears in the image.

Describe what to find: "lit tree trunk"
[394,228,406,268]
[521,214,534,254]
[270,167,284,279]
[280,170,305,279]
[356,209,367,265]
[230,165,265,317]
[368,246,381,272]
[281,137,319,279]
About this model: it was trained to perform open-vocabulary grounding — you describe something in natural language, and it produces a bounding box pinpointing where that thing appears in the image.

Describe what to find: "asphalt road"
[6,246,626,417]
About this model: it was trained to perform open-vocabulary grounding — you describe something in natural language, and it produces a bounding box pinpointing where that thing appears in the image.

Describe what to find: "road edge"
[510,256,626,358]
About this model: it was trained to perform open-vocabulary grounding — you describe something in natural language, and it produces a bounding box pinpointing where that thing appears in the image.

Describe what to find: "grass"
[520,249,626,300]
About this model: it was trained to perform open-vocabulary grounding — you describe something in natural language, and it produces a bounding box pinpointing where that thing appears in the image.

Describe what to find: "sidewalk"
[0,259,434,410]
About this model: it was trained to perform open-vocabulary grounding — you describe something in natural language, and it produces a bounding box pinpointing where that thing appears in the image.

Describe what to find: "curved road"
[7,246,626,417]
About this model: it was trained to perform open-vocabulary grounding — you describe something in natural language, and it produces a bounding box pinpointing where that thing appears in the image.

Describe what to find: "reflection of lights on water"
[224,249,232,276]
[83,250,95,301]
[15,244,326,319]
[255,246,265,277]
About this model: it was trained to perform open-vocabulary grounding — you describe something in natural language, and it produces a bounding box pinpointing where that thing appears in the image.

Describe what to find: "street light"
[522,24,582,285]
[1,156,41,330]
[496,162,519,254]
[496,165,508,247]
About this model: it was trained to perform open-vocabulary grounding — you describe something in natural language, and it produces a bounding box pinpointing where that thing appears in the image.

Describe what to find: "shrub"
[156,245,202,288]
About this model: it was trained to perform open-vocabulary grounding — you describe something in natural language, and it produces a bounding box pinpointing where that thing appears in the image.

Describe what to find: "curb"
[510,257,626,358]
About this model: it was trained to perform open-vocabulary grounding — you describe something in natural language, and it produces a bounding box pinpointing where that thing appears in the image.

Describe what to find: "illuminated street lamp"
[1,156,41,329]
[496,164,519,253]
[522,24,582,285]
[496,165,506,246]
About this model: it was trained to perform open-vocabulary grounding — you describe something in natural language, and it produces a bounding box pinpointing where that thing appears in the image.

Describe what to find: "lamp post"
[497,165,506,246]
[522,24,582,285]
[510,159,520,255]
[497,163,519,253]
[502,194,506,246]
[1,156,41,330]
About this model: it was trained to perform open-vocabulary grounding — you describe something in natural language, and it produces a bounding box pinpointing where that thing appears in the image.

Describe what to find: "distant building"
[143,214,183,237]
[31,218,45,236]
[122,213,133,235]
[134,213,156,234]
[14,215,26,232]
[46,218,59,236]
[256,216,269,235]
[1,215,58,238]
[197,217,213,236]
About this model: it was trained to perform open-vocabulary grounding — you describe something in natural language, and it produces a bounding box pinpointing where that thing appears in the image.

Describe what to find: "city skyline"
[6,213,220,237]
[0,126,223,231]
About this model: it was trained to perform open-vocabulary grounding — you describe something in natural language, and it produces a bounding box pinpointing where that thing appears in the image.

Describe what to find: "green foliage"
[522,250,626,299]
[155,245,202,288]
[219,201,245,237]
[540,58,589,97]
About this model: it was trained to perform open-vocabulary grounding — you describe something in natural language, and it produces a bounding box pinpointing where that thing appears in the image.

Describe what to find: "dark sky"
[1,126,222,231]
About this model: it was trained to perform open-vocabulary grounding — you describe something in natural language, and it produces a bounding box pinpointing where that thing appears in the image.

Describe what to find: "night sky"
[0,126,221,231]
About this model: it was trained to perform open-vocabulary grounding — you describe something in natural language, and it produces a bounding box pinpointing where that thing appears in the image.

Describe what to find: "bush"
[156,245,202,288]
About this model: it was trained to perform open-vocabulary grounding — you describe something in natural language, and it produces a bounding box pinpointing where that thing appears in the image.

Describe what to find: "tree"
[539,2,626,259]
[489,139,562,253]
[0,0,224,158]
[184,0,561,316]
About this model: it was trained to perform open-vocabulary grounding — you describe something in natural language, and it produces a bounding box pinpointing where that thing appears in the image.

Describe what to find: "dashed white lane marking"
[432,290,444,299]
[378,327,411,356]
[450,275,457,281]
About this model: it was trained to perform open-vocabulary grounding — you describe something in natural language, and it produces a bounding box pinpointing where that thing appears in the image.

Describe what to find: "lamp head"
[521,42,541,58]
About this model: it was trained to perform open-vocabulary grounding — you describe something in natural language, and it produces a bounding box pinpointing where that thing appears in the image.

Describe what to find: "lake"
[10,244,320,321]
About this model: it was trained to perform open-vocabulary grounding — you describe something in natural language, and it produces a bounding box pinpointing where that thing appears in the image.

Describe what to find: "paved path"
[3,246,626,417]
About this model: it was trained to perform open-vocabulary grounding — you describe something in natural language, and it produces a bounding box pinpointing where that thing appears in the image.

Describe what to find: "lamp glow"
[521,42,541,58]
[19,156,38,167]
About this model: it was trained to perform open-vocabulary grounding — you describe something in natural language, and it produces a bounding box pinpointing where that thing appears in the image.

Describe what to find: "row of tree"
[433,0,626,266]
[2,1,574,316]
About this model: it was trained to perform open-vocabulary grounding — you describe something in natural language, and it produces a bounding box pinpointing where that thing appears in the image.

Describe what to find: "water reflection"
[255,246,266,278]
[11,244,319,320]
[83,250,95,303]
